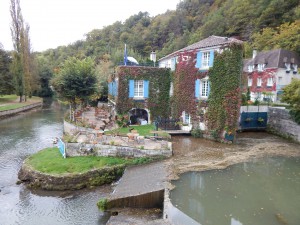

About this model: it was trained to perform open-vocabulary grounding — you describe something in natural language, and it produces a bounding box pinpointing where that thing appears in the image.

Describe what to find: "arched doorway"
[129,108,149,125]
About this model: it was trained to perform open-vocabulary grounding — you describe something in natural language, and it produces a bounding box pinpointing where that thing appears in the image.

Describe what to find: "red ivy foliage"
[248,68,277,92]
[172,50,207,120]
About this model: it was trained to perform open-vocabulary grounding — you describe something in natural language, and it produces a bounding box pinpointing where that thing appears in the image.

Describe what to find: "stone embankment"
[268,107,300,143]
[18,161,125,191]
[0,102,42,118]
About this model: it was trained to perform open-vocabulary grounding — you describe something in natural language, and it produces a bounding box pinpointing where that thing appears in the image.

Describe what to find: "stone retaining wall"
[66,142,172,158]
[18,161,125,191]
[268,107,300,143]
[107,190,165,210]
[0,102,42,118]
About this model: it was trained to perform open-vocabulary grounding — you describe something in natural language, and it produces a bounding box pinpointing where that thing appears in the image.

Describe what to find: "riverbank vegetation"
[0,95,42,111]
[26,147,158,175]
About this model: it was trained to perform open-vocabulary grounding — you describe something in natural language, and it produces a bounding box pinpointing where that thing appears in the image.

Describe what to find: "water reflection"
[171,157,300,225]
[0,100,111,225]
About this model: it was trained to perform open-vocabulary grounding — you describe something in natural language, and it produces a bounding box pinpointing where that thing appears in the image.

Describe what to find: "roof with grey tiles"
[244,49,300,71]
[158,35,243,61]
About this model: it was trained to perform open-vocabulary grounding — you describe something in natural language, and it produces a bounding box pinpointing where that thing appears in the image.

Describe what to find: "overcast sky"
[0,0,179,52]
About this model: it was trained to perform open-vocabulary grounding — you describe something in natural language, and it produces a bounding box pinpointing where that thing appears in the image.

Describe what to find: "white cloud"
[0,0,179,51]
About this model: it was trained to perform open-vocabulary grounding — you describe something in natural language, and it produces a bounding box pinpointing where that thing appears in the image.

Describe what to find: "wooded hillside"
[2,0,298,97]
[38,0,299,66]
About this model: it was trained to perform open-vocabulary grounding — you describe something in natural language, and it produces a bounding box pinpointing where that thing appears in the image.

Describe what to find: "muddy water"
[0,100,111,225]
[170,157,300,225]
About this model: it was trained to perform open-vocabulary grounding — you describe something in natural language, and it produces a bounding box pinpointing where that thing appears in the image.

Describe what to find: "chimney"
[252,50,257,59]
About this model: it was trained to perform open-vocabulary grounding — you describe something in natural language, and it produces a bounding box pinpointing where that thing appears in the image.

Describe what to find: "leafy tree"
[10,0,36,101]
[51,57,97,121]
[252,20,300,55]
[0,44,14,94]
[35,56,53,97]
[281,79,300,124]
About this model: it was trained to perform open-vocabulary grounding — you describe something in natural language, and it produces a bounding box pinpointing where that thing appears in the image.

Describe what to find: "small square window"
[248,78,252,86]
[202,52,210,68]
[200,80,209,97]
[267,78,273,87]
[257,78,262,87]
[134,80,144,98]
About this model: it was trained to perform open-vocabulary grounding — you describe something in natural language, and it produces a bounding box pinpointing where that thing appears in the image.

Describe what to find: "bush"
[191,128,203,138]
[97,198,108,211]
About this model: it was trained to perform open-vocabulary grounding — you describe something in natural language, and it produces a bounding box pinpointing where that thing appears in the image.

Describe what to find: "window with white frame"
[278,77,282,84]
[202,51,210,68]
[201,80,209,97]
[248,65,254,72]
[134,80,144,97]
[257,77,262,87]
[183,112,190,124]
[267,77,273,86]
[248,78,252,86]
[257,64,265,71]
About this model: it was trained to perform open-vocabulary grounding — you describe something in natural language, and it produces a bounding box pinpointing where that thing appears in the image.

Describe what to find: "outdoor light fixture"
[150,51,156,67]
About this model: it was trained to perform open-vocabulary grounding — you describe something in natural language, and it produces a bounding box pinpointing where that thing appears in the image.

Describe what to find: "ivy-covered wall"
[206,43,243,141]
[114,66,171,121]
[172,51,207,120]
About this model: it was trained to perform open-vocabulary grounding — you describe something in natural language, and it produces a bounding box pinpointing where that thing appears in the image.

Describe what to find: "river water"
[170,157,300,225]
[0,100,111,225]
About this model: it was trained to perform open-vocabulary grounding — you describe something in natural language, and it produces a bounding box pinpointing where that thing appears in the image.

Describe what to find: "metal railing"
[118,61,159,67]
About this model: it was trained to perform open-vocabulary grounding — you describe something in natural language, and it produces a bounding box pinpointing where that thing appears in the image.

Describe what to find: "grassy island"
[19,147,160,190]
[26,147,157,175]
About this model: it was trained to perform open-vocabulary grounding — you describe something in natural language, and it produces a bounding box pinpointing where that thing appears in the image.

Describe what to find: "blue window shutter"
[209,50,214,67]
[112,82,115,96]
[144,80,149,98]
[129,80,134,98]
[115,81,118,96]
[196,52,202,68]
[113,81,117,96]
[195,79,200,98]
[208,80,210,96]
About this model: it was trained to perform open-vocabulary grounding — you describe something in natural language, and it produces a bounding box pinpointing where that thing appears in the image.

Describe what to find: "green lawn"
[0,95,42,111]
[27,147,156,175]
[0,103,28,111]
[106,124,170,138]
[0,95,18,103]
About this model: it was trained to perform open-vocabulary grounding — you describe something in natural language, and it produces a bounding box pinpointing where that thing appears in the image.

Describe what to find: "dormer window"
[248,65,254,72]
[292,64,298,74]
[285,63,291,73]
[257,64,265,72]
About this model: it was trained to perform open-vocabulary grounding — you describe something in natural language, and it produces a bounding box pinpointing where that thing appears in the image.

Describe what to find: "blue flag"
[124,44,127,66]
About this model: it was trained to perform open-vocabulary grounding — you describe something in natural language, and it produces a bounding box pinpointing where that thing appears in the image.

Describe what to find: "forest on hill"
[39,0,299,65]
[1,0,299,98]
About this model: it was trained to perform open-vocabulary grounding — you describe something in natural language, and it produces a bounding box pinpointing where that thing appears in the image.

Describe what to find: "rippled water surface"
[0,100,111,225]
[171,157,300,225]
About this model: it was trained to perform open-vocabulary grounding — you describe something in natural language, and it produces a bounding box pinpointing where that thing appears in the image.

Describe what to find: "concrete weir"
[106,161,168,210]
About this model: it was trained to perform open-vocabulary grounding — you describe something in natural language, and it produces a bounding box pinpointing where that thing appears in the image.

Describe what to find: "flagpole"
[124,44,127,66]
